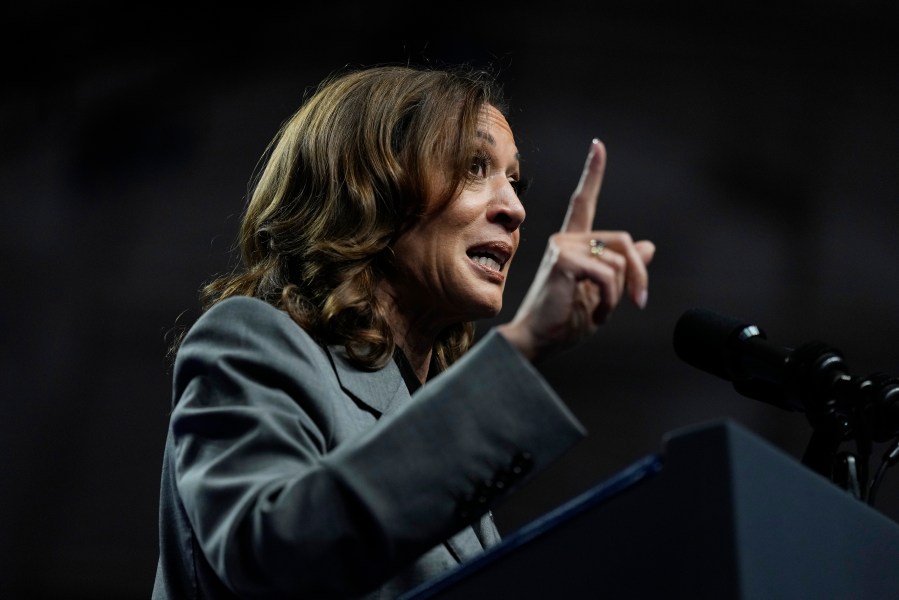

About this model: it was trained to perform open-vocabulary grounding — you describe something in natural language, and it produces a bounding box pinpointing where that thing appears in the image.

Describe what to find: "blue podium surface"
[402,419,899,600]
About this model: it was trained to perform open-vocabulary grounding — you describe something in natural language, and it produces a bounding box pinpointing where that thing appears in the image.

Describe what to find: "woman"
[152,64,655,599]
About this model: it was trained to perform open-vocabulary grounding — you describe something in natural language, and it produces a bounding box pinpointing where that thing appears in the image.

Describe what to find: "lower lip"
[468,257,505,284]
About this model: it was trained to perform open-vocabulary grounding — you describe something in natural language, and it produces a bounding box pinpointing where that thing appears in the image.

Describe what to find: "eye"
[510,176,531,197]
[469,151,490,178]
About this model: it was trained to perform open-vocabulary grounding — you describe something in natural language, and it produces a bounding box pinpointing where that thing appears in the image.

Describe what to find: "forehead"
[477,105,518,165]
[479,105,514,141]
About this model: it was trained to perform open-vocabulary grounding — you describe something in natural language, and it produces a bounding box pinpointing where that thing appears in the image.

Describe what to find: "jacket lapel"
[326,345,491,564]
[326,345,408,417]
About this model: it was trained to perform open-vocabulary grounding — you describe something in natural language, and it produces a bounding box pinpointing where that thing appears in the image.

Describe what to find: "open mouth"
[466,242,512,273]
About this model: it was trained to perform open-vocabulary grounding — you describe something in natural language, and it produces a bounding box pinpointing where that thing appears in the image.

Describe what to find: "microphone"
[674,308,899,497]
[672,308,850,414]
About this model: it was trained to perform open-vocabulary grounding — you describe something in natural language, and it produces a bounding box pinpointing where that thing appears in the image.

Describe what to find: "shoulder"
[177,296,325,370]
[198,295,291,328]
[171,296,341,411]
[190,296,307,342]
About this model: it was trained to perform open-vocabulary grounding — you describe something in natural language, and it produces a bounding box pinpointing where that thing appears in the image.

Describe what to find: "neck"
[395,332,432,385]
[375,286,446,383]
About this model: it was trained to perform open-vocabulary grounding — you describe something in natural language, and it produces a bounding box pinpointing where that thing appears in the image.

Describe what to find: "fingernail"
[637,290,648,309]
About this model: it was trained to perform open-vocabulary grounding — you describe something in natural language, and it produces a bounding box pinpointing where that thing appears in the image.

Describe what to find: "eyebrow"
[476,130,521,162]
[476,130,495,145]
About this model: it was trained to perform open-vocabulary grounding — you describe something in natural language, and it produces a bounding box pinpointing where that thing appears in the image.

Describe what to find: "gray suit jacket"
[152,296,586,599]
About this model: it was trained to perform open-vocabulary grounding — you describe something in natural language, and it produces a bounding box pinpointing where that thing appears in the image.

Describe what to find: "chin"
[465,297,503,321]
[450,282,505,321]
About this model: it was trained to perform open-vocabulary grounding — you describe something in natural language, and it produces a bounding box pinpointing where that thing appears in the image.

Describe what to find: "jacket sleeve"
[170,296,586,598]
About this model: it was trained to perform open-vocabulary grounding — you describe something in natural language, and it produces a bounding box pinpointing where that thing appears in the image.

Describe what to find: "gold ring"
[589,239,606,257]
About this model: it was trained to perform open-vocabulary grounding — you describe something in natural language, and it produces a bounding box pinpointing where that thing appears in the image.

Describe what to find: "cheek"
[508,231,521,262]
[391,224,444,282]
[390,197,483,276]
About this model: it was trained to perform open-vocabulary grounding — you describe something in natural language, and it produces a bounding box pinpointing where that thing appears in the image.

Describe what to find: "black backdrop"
[3,3,899,598]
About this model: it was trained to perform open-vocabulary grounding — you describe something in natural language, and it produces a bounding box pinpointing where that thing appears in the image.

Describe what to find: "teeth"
[474,256,501,270]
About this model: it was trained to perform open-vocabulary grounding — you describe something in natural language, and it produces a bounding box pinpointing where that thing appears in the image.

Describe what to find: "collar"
[326,345,408,417]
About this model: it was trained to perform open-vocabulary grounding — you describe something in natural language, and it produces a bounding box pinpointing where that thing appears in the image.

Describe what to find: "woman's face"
[386,105,526,329]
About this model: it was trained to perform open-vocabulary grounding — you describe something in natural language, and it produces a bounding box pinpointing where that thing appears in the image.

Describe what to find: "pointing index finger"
[561,138,607,233]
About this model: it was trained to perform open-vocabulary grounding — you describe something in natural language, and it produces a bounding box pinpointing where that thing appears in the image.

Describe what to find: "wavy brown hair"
[176,64,509,371]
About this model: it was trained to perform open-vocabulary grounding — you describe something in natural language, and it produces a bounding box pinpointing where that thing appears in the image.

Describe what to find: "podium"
[401,419,899,599]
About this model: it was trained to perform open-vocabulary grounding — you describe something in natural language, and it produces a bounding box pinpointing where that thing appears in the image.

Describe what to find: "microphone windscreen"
[673,308,756,381]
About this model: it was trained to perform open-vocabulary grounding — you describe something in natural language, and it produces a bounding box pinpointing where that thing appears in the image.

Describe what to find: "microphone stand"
[802,396,855,494]
[729,339,879,501]
[724,339,857,494]
[800,370,899,505]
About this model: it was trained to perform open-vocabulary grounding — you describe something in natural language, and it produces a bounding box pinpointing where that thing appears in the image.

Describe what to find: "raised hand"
[498,139,655,363]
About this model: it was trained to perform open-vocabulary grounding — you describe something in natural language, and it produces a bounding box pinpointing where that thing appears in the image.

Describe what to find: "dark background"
[3,2,899,598]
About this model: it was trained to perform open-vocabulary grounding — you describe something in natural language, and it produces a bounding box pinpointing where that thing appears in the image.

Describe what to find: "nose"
[487,180,526,232]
